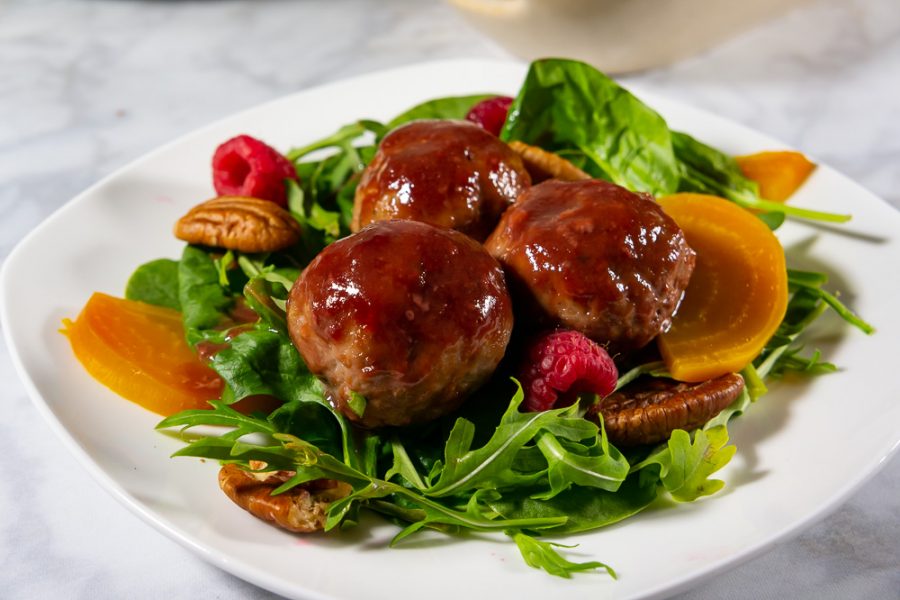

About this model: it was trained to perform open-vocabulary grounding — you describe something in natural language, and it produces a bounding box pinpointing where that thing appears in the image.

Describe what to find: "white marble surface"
[1,0,898,598]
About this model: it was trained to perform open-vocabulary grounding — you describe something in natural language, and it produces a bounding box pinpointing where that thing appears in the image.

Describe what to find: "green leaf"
[787,269,874,334]
[267,399,344,459]
[385,438,427,489]
[178,245,233,343]
[286,122,368,162]
[634,427,736,502]
[210,329,320,404]
[533,429,629,499]
[489,474,658,534]
[673,130,850,223]
[510,531,615,579]
[425,385,578,497]
[157,400,274,438]
[347,391,367,419]
[125,258,181,310]
[501,58,681,195]
[386,94,493,131]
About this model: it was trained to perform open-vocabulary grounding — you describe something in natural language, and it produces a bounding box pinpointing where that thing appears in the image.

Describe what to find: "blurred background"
[1,0,898,598]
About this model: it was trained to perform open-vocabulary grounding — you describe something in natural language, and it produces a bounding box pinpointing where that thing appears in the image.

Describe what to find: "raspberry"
[465,96,514,137]
[212,135,297,207]
[519,330,618,412]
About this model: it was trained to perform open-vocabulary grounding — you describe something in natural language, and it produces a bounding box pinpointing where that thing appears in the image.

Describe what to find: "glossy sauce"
[352,120,531,241]
[288,220,514,428]
[486,179,695,352]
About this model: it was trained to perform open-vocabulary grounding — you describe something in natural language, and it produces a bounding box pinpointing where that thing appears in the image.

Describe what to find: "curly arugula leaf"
[532,426,629,499]
[425,385,589,497]
[633,426,735,502]
[157,399,274,439]
[509,531,616,579]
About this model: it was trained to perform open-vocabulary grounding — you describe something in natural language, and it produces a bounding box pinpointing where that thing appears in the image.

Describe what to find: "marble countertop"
[1,0,898,598]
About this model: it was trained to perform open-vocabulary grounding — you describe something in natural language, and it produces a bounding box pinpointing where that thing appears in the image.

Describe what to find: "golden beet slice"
[735,151,816,202]
[656,194,788,382]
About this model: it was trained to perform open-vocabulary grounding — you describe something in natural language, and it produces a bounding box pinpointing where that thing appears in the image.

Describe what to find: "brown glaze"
[589,373,745,447]
[352,120,531,241]
[485,179,695,353]
[287,220,514,428]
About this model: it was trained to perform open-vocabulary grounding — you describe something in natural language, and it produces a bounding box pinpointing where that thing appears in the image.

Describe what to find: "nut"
[174,196,302,252]
[218,462,352,533]
[588,373,745,447]
[508,141,591,183]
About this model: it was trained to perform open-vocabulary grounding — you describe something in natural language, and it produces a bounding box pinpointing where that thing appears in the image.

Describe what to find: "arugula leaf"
[510,531,615,579]
[157,400,274,439]
[633,426,736,502]
[425,385,585,496]
[125,258,181,310]
[533,424,629,499]
[787,268,874,334]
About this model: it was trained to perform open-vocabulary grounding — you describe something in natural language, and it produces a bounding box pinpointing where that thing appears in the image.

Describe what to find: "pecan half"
[508,141,591,183]
[219,462,352,533]
[174,196,301,252]
[588,373,745,447]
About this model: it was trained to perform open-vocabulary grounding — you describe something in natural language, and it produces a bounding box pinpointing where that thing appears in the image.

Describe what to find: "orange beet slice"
[64,292,223,416]
[656,194,788,382]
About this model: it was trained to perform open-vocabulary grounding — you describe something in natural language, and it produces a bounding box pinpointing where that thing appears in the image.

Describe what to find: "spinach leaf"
[489,474,658,534]
[673,131,850,223]
[503,58,849,223]
[178,245,233,344]
[211,328,320,404]
[125,258,181,310]
[672,131,759,200]
[501,58,681,195]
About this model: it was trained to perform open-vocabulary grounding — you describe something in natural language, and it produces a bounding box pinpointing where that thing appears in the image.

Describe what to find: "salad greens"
[502,59,850,224]
[135,58,874,578]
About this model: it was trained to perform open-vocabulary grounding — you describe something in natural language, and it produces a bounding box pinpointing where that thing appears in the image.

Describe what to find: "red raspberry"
[212,135,297,207]
[465,96,514,137]
[519,330,618,412]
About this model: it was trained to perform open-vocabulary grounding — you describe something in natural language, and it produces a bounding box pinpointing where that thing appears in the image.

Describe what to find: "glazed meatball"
[352,120,531,241]
[287,220,514,428]
[484,179,695,353]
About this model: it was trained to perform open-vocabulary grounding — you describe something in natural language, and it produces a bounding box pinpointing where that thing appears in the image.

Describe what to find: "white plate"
[2,60,899,600]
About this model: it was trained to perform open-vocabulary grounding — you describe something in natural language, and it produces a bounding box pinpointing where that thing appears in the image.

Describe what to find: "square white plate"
[3,60,899,600]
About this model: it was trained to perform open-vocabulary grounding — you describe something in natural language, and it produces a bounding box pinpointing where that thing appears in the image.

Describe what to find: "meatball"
[352,120,531,241]
[484,179,695,353]
[287,220,514,428]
